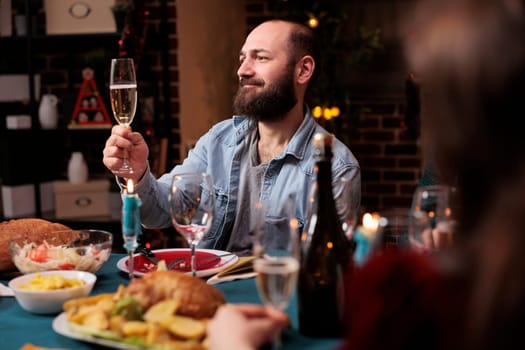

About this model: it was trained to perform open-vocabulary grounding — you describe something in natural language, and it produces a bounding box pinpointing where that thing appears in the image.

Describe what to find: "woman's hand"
[207,304,289,350]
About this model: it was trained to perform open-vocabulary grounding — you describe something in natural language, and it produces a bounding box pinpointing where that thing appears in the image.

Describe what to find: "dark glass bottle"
[298,133,352,338]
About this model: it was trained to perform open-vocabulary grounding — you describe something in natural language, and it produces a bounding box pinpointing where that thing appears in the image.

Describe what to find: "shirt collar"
[232,106,316,161]
[281,106,316,161]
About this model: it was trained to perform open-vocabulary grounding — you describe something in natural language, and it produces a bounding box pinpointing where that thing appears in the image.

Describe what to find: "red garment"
[340,251,466,350]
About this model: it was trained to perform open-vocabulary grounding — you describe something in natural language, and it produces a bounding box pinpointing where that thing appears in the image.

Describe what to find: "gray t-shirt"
[226,130,268,256]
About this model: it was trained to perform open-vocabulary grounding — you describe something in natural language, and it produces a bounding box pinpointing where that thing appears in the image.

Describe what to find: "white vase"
[68,152,88,184]
[39,94,59,129]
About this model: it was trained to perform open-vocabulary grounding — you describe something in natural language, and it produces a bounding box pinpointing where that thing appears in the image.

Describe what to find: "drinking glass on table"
[168,172,214,277]
[377,208,411,251]
[253,199,300,349]
[408,185,458,252]
[109,57,137,176]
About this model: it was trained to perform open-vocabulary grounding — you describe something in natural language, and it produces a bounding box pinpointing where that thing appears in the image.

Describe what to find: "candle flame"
[363,212,380,232]
[127,179,134,194]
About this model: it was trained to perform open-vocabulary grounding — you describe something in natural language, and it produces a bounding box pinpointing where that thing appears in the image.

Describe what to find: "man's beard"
[233,64,298,122]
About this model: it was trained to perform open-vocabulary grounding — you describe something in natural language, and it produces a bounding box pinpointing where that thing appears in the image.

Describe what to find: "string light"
[312,106,322,118]
[313,105,341,120]
[308,16,319,28]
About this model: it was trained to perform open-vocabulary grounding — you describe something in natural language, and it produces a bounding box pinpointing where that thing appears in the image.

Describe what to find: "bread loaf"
[0,218,71,271]
[124,270,226,319]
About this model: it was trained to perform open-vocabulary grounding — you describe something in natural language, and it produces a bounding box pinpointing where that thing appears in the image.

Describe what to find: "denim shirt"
[134,110,361,251]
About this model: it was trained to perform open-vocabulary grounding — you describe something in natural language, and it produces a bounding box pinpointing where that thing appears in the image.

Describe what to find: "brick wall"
[350,103,421,212]
[141,0,182,169]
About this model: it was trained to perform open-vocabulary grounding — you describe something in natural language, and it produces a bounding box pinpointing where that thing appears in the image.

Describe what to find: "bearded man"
[103,20,360,255]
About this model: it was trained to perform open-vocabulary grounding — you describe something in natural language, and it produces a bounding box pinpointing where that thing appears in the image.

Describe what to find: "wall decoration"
[68,68,112,129]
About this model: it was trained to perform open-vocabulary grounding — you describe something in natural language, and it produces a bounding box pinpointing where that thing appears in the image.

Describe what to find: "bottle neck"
[315,159,333,194]
[315,158,339,217]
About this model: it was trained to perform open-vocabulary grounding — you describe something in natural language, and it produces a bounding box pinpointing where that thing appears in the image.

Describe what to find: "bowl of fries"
[9,229,113,274]
[8,270,96,314]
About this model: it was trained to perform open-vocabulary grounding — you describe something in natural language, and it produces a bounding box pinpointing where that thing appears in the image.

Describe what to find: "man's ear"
[296,55,315,84]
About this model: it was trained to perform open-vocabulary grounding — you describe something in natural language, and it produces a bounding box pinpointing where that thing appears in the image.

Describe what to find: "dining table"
[0,253,341,350]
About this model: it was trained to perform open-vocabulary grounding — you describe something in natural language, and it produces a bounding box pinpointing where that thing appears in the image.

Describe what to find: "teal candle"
[122,189,142,252]
[353,230,369,266]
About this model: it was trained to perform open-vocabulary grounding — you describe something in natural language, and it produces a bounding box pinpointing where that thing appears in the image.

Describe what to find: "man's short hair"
[288,22,320,66]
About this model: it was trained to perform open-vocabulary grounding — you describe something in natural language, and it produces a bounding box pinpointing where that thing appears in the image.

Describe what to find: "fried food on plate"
[124,270,225,319]
[63,270,226,349]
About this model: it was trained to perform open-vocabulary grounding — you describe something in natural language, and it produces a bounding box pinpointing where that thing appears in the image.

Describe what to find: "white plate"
[116,248,239,278]
[53,312,142,350]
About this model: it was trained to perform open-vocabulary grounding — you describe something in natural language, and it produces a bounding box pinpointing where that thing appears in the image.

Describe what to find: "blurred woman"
[342,0,525,349]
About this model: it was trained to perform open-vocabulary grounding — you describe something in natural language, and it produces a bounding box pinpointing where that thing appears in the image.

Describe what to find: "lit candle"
[360,213,380,237]
[122,179,142,252]
[353,212,381,266]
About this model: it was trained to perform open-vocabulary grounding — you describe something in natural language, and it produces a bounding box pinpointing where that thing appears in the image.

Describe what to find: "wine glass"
[168,173,214,277]
[408,185,457,252]
[252,199,300,349]
[333,175,358,239]
[377,208,411,251]
[109,58,137,176]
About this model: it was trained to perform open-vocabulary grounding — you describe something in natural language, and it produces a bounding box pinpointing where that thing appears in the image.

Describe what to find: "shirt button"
[268,172,273,177]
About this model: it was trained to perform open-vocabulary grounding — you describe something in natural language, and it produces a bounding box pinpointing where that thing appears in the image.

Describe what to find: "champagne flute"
[168,173,214,277]
[253,199,300,349]
[408,185,457,251]
[109,58,137,176]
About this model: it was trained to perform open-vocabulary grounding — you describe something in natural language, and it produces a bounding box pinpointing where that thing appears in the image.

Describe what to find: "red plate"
[116,248,239,277]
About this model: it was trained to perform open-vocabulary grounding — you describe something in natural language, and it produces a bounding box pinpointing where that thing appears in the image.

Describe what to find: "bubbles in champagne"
[110,84,137,126]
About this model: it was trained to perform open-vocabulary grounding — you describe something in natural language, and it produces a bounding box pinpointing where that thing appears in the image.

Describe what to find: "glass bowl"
[9,229,113,274]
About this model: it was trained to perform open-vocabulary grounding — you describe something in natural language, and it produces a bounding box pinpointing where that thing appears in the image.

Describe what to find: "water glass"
[408,185,457,252]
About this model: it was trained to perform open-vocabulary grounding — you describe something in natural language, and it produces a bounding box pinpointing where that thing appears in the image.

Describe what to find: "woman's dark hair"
[405,0,525,348]
[405,0,525,232]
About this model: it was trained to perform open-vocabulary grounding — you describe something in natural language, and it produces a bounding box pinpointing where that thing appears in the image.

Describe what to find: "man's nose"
[237,59,254,78]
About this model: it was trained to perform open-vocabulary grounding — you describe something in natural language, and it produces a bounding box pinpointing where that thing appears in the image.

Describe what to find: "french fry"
[108,315,127,336]
[122,321,149,337]
[83,310,110,330]
[63,293,114,313]
[145,323,172,345]
[159,315,206,340]
[143,299,179,323]
[65,294,116,323]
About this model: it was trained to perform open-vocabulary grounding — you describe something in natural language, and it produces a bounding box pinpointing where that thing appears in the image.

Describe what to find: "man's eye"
[257,56,268,61]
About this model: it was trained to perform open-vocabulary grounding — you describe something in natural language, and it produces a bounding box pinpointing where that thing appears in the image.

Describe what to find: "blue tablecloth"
[0,254,340,349]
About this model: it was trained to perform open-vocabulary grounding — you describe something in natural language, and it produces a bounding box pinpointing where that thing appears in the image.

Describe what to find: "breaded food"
[0,218,71,271]
[124,270,226,319]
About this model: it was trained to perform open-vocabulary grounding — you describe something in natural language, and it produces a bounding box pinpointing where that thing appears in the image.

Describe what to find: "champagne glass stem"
[190,242,197,277]
[122,148,131,172]
[127,249,134,280]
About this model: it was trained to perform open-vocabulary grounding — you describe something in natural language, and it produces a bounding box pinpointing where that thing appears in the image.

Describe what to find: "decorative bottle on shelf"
[68,152,88,184]
[298,133,353,338]
[38,94,59,129]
